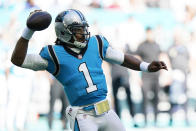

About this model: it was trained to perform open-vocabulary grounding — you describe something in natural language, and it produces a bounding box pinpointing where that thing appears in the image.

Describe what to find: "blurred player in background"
[110,44,138,127]
[48,76,69,130]
[136,27,162,126]
[11,9,167,131]
[167,29,190,126]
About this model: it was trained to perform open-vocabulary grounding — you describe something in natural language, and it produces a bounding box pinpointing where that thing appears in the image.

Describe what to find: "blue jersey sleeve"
[39,46,55,74]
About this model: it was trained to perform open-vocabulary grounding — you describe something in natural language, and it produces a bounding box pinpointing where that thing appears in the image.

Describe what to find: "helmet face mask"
[55,9,90,48]
[67,24,89,43]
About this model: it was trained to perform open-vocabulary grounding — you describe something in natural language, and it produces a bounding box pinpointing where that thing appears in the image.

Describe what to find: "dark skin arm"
[122,54,168,72]
[11,37,29,66]
[121,54,141,71]
[11,10,42,66]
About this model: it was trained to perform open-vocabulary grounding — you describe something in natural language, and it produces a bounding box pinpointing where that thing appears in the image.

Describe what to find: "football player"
[11,9,168,131]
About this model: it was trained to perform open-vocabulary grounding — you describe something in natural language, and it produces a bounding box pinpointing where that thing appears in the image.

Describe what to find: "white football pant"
[74,109,126,131]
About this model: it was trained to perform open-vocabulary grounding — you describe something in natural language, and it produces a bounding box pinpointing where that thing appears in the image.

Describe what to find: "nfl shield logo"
[69,108,72,113]
[78,55,82,59]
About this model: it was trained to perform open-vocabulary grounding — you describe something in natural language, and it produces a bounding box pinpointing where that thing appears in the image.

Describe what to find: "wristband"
[21,27,34,40]
[140,61,150,72]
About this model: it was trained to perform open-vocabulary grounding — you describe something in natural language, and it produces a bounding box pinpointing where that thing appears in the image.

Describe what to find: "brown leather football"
[27,11,52,31]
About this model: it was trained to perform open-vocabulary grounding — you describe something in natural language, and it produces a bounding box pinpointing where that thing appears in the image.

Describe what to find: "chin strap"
[73,41,87,48]
[70,39,87,54]
[56,39,87,49]
[69,47,81,54]
[72,34,87,48]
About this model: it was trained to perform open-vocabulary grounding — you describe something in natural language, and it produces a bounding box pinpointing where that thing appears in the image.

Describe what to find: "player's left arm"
[122,53,168,72]
[102,39,167,72]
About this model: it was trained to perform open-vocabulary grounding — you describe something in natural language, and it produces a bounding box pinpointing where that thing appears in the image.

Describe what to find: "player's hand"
[148,61,168,72]
[29,9,42,17]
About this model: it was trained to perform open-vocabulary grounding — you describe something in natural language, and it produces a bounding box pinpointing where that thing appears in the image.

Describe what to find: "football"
[27,11,52,31]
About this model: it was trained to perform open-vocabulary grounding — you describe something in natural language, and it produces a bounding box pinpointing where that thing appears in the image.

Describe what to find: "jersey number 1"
[79,63,98,93]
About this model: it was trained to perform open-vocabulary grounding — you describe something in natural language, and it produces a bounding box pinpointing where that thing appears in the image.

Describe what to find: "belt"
[83,104,95,111]
[80,99,110,115]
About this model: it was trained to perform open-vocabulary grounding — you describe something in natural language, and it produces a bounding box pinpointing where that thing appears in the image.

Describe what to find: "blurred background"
[1,0,196,131]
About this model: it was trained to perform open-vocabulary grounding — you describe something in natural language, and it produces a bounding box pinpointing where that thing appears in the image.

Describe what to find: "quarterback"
[11,9,167,131]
